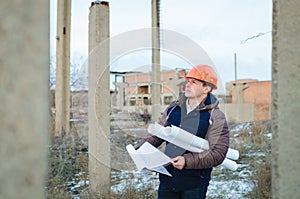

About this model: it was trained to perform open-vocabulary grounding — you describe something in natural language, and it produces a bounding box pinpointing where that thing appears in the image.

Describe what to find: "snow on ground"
[110,164,254,198]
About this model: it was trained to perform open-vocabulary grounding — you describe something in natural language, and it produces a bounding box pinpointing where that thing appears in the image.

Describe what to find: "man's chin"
[184,93,194,98]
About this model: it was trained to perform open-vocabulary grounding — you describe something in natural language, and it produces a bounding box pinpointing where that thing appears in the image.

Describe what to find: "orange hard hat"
[185,64,218,89]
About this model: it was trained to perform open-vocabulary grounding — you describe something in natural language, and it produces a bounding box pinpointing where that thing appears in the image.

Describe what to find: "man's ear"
[203,85,212,94]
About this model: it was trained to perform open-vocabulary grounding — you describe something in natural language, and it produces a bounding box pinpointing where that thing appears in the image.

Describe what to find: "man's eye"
[187,79,198,84]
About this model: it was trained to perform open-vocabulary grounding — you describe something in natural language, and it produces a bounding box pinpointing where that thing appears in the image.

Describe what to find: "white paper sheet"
[126,142,172,176]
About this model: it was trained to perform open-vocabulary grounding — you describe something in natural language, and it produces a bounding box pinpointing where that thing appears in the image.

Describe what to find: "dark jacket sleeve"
[183,109,229,169]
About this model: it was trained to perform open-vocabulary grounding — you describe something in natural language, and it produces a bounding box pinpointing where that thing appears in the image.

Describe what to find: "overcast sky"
[50,0,272,89]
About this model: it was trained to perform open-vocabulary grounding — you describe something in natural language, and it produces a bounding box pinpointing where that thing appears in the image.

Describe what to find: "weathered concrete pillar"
[233,82,249,123]
[272,0,300,198]
[166,78,185,99]
[55,0,71,136]
[0,1,49,198]
[151,0,162,122]
[114,82,128,110]
[88,1,111,196]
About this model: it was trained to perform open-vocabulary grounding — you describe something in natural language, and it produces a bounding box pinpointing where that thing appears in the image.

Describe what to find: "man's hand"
[171,156,185,170]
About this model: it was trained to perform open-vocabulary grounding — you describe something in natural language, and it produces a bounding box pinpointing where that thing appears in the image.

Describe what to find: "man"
[135,64,229,199]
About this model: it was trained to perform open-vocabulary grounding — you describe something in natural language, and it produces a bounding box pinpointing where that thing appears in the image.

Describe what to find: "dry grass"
[45,134,89,198]
[229,120,271,199]
[46,116,156,198]
[247,160,271,199]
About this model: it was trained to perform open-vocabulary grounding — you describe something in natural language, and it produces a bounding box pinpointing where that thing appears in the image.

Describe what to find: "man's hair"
[202,81,214,93]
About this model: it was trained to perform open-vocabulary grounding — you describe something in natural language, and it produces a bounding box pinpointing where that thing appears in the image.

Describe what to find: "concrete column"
[166,78,185,99]
[88,1,110,196]
[114,82,128,110]
[272,0,300,198]
[151,0,162,122]
[0,1,49,198]
[233,82,249,123]
[55,0,71,136]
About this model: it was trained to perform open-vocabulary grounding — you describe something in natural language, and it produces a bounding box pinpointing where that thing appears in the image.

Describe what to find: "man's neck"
[188,94,207,108]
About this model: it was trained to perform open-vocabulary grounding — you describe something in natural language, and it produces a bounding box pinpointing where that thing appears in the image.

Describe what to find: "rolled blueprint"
[148,123,239,171]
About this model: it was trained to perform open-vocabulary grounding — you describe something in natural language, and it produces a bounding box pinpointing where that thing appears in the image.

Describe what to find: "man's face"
[184,78,208,99]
